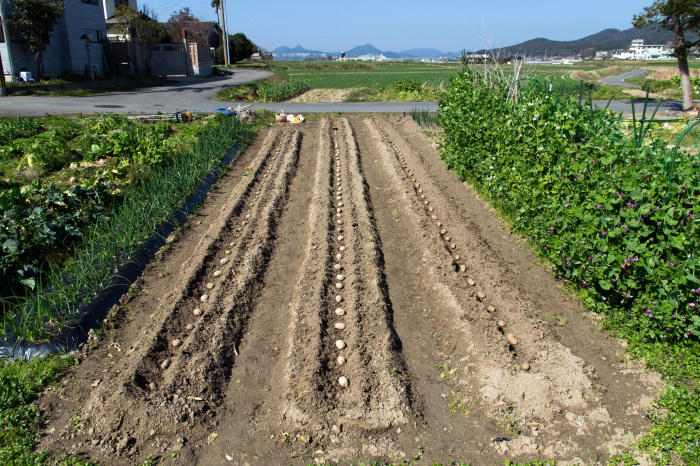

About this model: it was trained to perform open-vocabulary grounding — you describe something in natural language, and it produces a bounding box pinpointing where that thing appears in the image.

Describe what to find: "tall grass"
[2,116,250,341]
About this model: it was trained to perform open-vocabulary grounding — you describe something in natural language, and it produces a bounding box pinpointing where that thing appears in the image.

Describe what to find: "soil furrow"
[194,121,323,464]
[360,116,661,462]
[283,118,335,431]
[71,130,303,460]
[336,118,413,433]
[128,129,294,395]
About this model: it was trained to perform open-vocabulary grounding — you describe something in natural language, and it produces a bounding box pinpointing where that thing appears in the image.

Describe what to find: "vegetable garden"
[0,114,250,341]
[3,63,700,464]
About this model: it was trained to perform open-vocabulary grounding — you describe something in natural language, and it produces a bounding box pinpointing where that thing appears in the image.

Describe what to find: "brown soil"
[37,117,662,465]
[647,66,700,81]
[288,89,356,103]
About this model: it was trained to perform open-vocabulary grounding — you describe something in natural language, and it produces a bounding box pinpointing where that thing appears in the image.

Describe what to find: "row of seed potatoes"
[332,128,350,389]
[371,119,528,371]
[142,129,289,388]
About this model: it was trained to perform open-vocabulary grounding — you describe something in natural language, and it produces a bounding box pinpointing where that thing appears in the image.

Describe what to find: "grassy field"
[217,60,609,102]
[219,59,700,103]
[277,61,460,90]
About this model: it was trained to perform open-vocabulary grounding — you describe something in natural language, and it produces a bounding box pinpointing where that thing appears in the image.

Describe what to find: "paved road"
[0,70,274,117]
[598,69,646,88]
[0,70,696,117]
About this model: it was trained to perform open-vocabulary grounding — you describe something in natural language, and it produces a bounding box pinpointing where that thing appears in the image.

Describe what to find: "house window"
[84,29,103,42]
[115,0,129,6]
[8,23,25,43]
[81,0,98,5]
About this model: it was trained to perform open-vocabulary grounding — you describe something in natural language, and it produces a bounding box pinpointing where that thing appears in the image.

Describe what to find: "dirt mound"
[38,117,661,465]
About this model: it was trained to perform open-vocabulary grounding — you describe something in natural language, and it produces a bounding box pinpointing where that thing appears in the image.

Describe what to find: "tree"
[581,47,596,60]
[230,32,255,62]
[112,6,168,43]
[211,0,220,29]
[10,0,64,80]
[113,6,168,75]
[633,0,700,110]
[166,7,211,44]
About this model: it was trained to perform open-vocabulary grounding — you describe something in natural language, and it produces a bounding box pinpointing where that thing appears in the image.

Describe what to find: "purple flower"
[573,175,579,180]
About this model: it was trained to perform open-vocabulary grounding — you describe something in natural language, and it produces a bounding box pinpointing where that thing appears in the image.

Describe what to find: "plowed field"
[38,116,661,465]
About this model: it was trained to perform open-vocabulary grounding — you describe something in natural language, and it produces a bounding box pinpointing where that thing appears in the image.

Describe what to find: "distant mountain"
[272,45,323,54]
[484,25,699,57]
[345,44,382,56]
[269,43,462,60]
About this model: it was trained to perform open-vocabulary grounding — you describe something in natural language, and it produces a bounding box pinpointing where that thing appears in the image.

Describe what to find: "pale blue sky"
[141,0,655,52]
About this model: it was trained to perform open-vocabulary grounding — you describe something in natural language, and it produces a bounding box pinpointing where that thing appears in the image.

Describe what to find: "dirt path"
[38,117,661,465]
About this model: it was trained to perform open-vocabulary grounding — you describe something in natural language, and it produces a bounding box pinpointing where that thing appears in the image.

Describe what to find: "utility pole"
[220,0,230,66]
[0,4,8,95]
[0,51,6,96]
[80,34,95,80]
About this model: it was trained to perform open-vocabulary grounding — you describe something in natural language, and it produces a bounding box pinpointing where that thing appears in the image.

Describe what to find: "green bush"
[0,117,44,147]
[0,182,109,297]
[642,75,700,95]
[439,68,700,342]
[393,79,421,93]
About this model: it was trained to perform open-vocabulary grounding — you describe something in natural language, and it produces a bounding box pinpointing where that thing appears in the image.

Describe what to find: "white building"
[613,39,673,60]
[337,53,386,62]
[1,0,107,81]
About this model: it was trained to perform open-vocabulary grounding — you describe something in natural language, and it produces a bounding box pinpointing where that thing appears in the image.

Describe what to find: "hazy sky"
[141,0,655,52]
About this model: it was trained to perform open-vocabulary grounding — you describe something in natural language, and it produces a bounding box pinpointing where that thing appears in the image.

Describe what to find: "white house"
[1,0,107,81]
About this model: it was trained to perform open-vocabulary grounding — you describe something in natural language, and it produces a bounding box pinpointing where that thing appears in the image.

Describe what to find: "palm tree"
[211,0,220,28]
[211,0,223,64]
